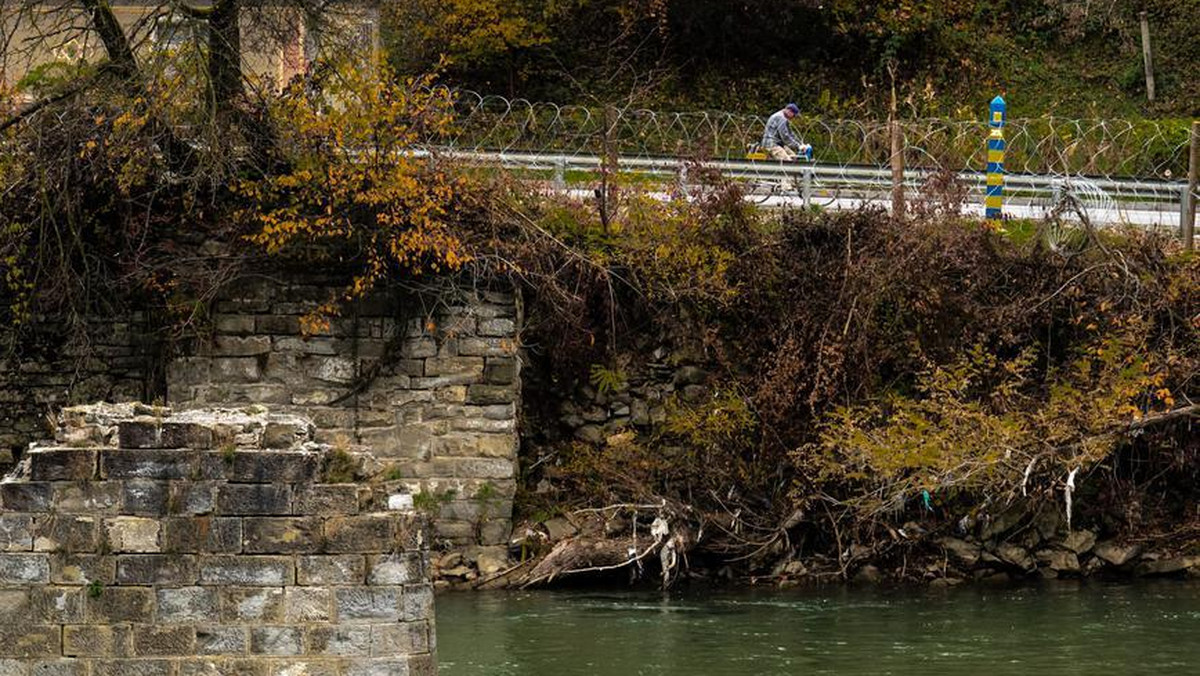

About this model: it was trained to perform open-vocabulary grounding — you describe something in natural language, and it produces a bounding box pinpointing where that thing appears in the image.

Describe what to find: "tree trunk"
[209,0,245,121]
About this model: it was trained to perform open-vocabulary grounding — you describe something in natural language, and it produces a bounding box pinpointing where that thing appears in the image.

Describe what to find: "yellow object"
[986,174,1004,186]
[985,195,1003,209]
[746,151,768,161]
[987,150,1004,163]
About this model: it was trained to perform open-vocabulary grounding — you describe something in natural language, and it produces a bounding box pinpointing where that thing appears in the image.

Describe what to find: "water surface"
[437,581,1200,674]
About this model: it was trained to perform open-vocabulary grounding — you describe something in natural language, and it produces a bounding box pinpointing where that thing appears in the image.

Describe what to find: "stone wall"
[166,278,520,548]
[0,403,435,675]
[0,315,155,470]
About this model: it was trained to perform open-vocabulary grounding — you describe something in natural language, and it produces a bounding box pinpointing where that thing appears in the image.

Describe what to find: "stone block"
[133,625,196,656]
[323,515,397,553]
[0,553,50,583]
[163,517,242,553]
[157,586,220,622]
[0,482,53,512]
[116,554,198,585]
[32,515,98,553]
[169,482,216,516]
[243,517,321,554]
[0,626,60,658]
[262,421,312,449]
[54,482,121,514]
[433,457,514,479]
[296,555,365,586]
[265,660,341,676]
[50,553,115,584]
[229,452,319,483]
[168,357,212,388]
[284,587,334,622]
[0,589,28,618]
[120,480,169,516]
[304,626,372,656]
[26,660,88,676]
[215,335,272,357]
[212,357,262,383]
[467,384,515,405]
[401,338,437,359]
[28,449,98,481]
[424,357,484,377]
[220,587,284,622]
[160,421,216,449]
[91,660,174,676]
[371,622,429,656]
[275,336,336,355]
[28,585,84,622]
[410,374,478,390]
[335,587,402,622]
[476,435,517,459]
[195,626,248,655]
[293,485,359,515]
[215,314,256,335]
[0,514,33,551]
[366,554,422,585]
[401,583,434,622]
[63,624,133,657]
[85,586,153,623]
[199,556,293,586]
[250,627,303,656]
[478,318,516,337]
[117,419,163,449]
[342,659,414,676]
[104,517,161,553]
[457,337,515,357]
[101,449,194,480]
[217,484,293,515]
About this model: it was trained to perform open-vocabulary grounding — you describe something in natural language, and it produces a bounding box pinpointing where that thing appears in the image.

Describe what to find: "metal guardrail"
[434,149,1191,228]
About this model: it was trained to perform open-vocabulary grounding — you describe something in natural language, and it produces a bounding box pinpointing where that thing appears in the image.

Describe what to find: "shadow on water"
[437,580,1200,675]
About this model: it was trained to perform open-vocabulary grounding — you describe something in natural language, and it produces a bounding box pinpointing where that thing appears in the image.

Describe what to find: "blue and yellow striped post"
[985,95,1007,221]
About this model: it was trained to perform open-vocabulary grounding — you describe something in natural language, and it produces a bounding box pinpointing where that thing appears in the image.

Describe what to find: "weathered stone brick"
[25,660,86,676]
[31,515,98,553]
[101,449,194,480]
[163,517,242,553]
[284,587,333,622]
[117,419,163,449]
[169,482,216,516]
[28,449,98,481]
[104,517,161,553]
[0,482,52,512]
[457,337,516,357]
[200,556,293,586]
[85,586,153,623]
[401,337,437,359]
[250,627,303,656]
[293,485,359,515]
[54,482,122,514]
[91,660,175,676]
[261,421,312,449]
[478,318,516,337]
[214,335,272,357]
[242,517,321,554]
[335,587,402,622]
[229,452,319,483]
[0,514,33,551]
[215,314,256,335]
[219,587,284,622]
[424,357,484,377]
[371,622,430,656]
[157,586,219,622]
[195,626,248,655]
[296,555,365,586]
[466,384,516,405]
[160,421,216,449]
[304,626,372,656]
[401,583,435,622]
[0,589,29,619]
[212,357,262,383]
[0,626,60,658]
[134,625,196,656]
[28,585,84,622]
[63,624,134,657]
[433,457,514,479]
[323,515,397,553]
[256,315,302,336]
[216,484,292,515]
[117,554,198,585]
[264,660,341,676]
[0,553,50,583]
[342,658,414,676]
[119,480,169,516]
[50,553,115,584]
[366,554,423,585]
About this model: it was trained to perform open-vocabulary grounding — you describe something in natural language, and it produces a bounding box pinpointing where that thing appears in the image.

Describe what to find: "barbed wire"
[438,90,1191,180]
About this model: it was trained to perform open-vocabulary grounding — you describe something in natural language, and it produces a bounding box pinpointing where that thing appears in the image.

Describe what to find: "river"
[436,581,1200,674]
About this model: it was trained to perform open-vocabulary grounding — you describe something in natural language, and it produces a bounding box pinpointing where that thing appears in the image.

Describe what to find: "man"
[761,103,811,161]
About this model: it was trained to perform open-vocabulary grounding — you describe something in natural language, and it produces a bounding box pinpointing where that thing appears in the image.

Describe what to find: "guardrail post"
[802,166,814,208]
[986,95,1007,223]
[1183,120,1198,251]
[553,157,566,190]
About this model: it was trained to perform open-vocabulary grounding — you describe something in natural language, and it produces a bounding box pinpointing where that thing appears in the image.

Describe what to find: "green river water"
[436,581,1200,674]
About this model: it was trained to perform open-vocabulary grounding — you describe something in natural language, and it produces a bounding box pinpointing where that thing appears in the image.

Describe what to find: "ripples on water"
[436,581,1200,674]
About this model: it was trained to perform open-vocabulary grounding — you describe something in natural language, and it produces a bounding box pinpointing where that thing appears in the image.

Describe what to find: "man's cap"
[785,103,799,114]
